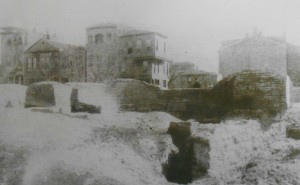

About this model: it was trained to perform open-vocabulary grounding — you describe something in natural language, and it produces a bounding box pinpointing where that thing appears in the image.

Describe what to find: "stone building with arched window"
[0,27,54,84]
[86,23,132,82]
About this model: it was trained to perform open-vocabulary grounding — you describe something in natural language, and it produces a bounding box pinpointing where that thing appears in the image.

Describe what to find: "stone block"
[286,127,300,140]
[70,88,101,114]
[25,83,55,108]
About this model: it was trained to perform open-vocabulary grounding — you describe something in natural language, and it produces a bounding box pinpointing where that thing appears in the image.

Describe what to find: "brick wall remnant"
[25,83,55,108]
[109,70,288,122]
[70,88,101,114]
[211,70,287,119]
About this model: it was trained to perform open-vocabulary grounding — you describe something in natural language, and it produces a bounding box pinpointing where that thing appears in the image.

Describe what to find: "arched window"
[95,34,104,44]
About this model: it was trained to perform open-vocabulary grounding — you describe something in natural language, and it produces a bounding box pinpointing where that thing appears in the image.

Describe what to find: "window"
[18,56,22,63]
[146,40,152,51]
[18,37,23,45]
[95,34,104,44]
[7,39,12,46]
[153,64,156,73]
[128,41,133,54]
[136,40,142,49]
[128,48,133,54]
[143,61,148,72]
[27,58,32,69]
[33,58,37,69]
[155,79,159,85]
[157,64,159,73]
[107,33,112,40]
[163,63,166,74]
[143,61,148,67]
[89,60,93,67]
[128,41,133,47]
[167,63,169,75]
[146,40,151,47]
[156,39,158,51]
[163,80,167,88]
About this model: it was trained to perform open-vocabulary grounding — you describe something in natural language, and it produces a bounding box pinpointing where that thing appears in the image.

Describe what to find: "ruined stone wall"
[109,79,162,111]
[231,71,286,113]
[110,71,288,121]
[109,79,218,122]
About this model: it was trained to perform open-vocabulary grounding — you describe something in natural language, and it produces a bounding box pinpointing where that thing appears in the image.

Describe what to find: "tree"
[168,70,184,88]
[38,54,61,81]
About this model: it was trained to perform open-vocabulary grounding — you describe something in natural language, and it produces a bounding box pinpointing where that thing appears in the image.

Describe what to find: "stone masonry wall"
[110,71,288,122]
[109,79,212,121]
[231,71,286,113]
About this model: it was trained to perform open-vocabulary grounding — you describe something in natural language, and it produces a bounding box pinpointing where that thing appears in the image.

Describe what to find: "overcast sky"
[1,0,300,72]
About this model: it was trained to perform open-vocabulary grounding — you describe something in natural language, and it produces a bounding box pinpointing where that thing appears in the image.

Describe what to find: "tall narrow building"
[0,27,27,84]
[86,23,131,82]
[0,27,53,84]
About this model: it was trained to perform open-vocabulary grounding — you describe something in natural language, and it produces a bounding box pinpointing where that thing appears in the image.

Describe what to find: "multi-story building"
[23,38,86,85]
[119,30,170,88]
[168,62,217,89]
[0,27,53,84]
[0,27,27,84]
[219,29,300,86]
[86,23,171,88]
[86,23,131,82]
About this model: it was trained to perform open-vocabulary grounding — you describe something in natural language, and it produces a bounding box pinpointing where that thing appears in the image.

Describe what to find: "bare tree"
[168,70,184,88]
[38,54,61,81]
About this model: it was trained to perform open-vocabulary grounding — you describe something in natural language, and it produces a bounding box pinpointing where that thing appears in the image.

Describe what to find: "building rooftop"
[25,38,82,53]
[120,30,167,38]
[221,29,286,49]
[86,23,118,30]
[0,27,27,34]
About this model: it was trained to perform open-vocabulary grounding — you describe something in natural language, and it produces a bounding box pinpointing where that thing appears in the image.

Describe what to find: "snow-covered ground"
[1,83,300,185]
[0,84,26,109]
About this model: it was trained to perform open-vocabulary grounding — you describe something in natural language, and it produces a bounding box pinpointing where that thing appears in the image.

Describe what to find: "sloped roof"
[87,23,118,30]
[221,36,286,49]
[25,39,79,53]
[120,30,167,38]
[0,27,26,34]
[46,39,72,51]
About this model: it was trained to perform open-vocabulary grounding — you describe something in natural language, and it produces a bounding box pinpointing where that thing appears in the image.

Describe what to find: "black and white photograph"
[0,0,300,184]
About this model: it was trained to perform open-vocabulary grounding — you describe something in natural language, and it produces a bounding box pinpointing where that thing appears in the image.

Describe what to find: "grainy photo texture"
[0,0,300,184]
